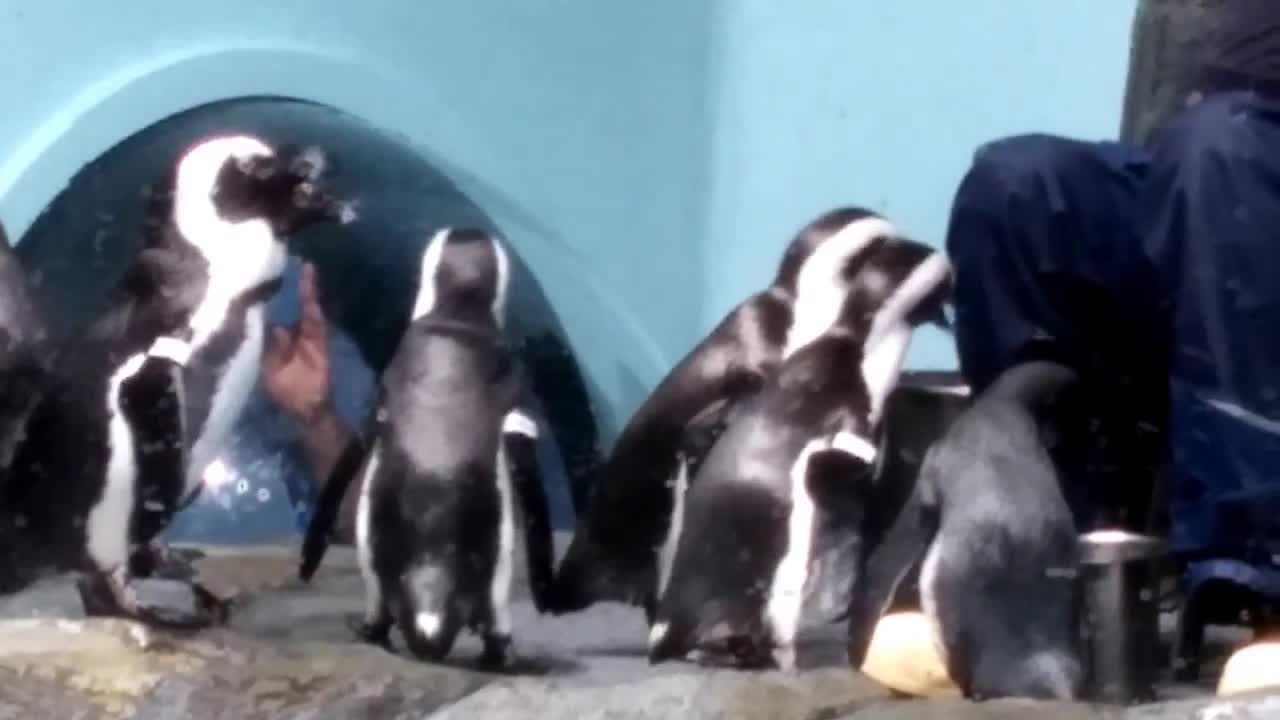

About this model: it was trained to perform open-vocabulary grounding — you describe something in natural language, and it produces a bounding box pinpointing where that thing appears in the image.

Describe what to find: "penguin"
[298,227,556,668]
[2,134,356,626]
[846,359,1086,701]
[646,245,955,671]
[553,207,951,622]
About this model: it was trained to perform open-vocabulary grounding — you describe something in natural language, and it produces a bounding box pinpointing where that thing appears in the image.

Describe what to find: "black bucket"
[1078,529,1167,704]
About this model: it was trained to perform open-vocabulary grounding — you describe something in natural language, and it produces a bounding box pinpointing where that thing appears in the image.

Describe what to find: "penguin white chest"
[183,303,266,498]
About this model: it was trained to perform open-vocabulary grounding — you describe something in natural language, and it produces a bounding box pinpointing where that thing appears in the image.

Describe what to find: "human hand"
[263,263,333,426]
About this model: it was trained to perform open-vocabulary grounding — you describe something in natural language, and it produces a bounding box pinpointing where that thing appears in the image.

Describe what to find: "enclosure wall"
[0,0,1137,429]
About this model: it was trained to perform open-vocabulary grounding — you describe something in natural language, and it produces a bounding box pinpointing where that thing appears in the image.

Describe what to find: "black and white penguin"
[848,360,1085,700]
[2,134,355,625]
[646,244,954,671]
[553,208,949,622]
[298,227,556,668]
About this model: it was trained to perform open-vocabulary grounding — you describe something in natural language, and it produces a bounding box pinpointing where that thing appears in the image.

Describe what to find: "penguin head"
[780,208,902,357]
[410,227,511,328]
[171,135,355,249]
[211,139,355,237]
[842,238,955,335]
[772,206,886,296]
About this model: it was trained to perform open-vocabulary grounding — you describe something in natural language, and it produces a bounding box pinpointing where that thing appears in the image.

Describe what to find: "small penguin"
[847,360,1086,701]
[647,244,954,671]
[298,227,556,668]
[3,134,355,626]
[554,208,948,622]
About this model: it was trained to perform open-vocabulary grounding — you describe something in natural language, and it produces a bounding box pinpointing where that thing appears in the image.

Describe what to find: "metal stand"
[1079,530,1166,704]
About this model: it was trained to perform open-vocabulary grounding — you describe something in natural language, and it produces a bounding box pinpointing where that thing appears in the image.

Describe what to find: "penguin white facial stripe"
[491,440,517,636]
[765,439,823,651]
[356,442,383,624]
[861,321,914,427]
[147,336,193,366]
[85,353,148,571]
[502,410,538,439]
[785,216,898,358]
[490,235,511,327]
[830,431,878,464]
[411,229,451,321]
[173,136,287,291]
[174,136,275,210]
[655,458,691,598]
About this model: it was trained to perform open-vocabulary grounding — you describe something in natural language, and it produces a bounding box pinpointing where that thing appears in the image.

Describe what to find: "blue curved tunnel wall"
[0,1,1138,540]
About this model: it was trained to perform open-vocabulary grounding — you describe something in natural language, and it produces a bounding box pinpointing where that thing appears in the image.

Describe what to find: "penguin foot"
[480,633,513,670]
[692,636,777,670]
[147,543,206,581]
[78,570,228,629]
[345,613,392,650]
[76,572,123,618]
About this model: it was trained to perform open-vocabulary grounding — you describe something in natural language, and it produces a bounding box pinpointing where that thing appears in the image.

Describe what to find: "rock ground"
[0,535,1276,719]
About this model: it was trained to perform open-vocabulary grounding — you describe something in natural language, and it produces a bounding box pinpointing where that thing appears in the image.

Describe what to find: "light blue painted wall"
[700,0,1140,370]
[0,0,1137,432]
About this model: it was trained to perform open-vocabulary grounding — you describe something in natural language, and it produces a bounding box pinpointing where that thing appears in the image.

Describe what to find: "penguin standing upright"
[299,227,556,668]
[2,134,355,626]
[553,208,949,622]
[647,246,954,671]
[847,359,1086,700]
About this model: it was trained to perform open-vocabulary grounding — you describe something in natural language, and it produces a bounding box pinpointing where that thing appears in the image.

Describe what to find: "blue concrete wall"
[0,0,1137,429]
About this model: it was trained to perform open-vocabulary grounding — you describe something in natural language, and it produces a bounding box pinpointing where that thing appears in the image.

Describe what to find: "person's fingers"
[299,263,328,338]
[263,325,295,371]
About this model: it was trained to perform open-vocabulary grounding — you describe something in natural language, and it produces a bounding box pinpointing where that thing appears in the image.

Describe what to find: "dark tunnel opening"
[14,96,602,543]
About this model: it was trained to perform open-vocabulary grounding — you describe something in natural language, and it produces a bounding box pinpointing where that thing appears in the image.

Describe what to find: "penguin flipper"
[116,355,188,560]
[681,373,763,478]
[502,408,555,613]
[299,426,370,582]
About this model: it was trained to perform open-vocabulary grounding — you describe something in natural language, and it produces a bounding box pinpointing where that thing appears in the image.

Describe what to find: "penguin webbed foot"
[132,541,206,581]
[480,632,513,670]
[78,569,228,629]
[679,635,778,670]
[345,613,392,650]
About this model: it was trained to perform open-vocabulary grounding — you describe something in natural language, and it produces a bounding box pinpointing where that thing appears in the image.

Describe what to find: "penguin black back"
[915,360,1085,700]
[301,227,556,668]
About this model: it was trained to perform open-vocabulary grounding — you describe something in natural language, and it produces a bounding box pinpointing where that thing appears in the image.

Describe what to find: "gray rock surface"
[0,538,1277,719]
